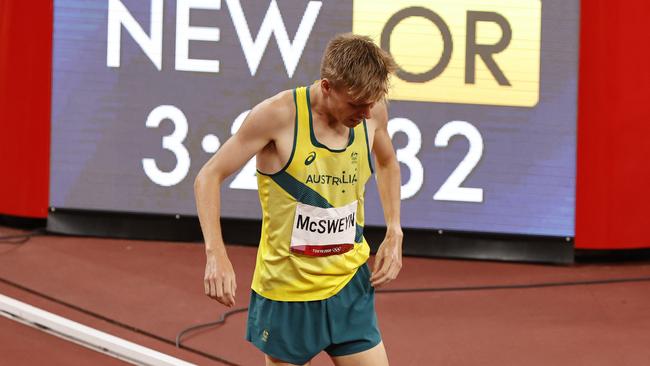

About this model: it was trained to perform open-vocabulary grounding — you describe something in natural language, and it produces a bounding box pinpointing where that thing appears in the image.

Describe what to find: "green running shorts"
[245,263,381,365]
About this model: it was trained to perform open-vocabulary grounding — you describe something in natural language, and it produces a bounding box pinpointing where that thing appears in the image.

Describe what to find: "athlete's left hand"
[370,229,403,287]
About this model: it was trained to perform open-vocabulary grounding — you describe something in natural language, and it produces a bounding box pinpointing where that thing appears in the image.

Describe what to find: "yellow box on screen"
[353,0,541,107]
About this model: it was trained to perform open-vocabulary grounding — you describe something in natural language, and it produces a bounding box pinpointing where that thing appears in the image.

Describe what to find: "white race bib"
[291,201,358,256]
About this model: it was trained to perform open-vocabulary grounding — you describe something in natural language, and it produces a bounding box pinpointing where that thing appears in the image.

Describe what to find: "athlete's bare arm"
[367,102,403,288]
[194,91,294,307]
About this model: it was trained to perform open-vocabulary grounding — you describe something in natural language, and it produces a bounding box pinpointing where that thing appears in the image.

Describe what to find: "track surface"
[1,227,649,365]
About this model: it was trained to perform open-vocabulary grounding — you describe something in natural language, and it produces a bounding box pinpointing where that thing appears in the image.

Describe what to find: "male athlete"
[194,33,403,366]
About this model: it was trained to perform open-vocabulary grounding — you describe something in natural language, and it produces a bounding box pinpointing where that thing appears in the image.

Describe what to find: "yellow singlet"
[251,86,373,301]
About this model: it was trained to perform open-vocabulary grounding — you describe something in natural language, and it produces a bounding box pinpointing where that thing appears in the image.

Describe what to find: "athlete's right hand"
[204,251,237,307]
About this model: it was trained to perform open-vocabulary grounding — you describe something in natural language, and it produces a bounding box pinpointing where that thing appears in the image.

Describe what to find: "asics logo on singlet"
[304,151,316,165]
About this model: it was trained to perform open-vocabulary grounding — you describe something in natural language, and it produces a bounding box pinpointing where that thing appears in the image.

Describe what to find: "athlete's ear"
[321,79,332,96]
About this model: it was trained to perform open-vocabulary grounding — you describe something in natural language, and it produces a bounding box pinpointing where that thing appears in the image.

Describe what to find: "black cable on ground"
[374,276,650,293]
[175,307,249,348]
[0,228,46,244]
[173,275,650,350]
[0,228,47,256]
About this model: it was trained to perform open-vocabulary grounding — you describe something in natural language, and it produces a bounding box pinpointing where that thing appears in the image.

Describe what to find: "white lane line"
[0,293,196,366]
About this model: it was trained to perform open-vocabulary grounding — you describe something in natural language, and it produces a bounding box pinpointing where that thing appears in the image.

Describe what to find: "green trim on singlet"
[256,89,299,176]
[362,120,374,174]
[355,224,363,243]
[270,171,333,208]
[306,86,355,152]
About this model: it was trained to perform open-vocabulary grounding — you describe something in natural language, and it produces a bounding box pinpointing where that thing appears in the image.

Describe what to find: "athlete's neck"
[309,83,348,133]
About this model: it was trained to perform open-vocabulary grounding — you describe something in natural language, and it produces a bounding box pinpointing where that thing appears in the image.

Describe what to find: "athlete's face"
[324,82,375,128]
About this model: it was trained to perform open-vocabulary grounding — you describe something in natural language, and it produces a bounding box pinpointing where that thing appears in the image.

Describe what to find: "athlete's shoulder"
[251,89,295,125]
[244,89,295,134]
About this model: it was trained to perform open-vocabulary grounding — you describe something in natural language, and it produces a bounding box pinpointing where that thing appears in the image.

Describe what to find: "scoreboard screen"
[50,0,579,236]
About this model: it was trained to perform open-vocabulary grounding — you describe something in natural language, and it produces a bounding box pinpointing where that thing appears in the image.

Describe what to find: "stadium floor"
[1,226,649,365]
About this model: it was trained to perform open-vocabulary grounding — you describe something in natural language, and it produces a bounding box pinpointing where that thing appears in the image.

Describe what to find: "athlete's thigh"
[331,341,389,366]
[266,355,310,366]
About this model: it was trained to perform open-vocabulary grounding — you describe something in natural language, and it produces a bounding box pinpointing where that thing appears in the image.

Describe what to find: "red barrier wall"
[0,1,52,218]
[575,1,650,249]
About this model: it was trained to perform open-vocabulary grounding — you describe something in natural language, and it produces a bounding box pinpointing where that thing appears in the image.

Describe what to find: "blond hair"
[320,33,397,103]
